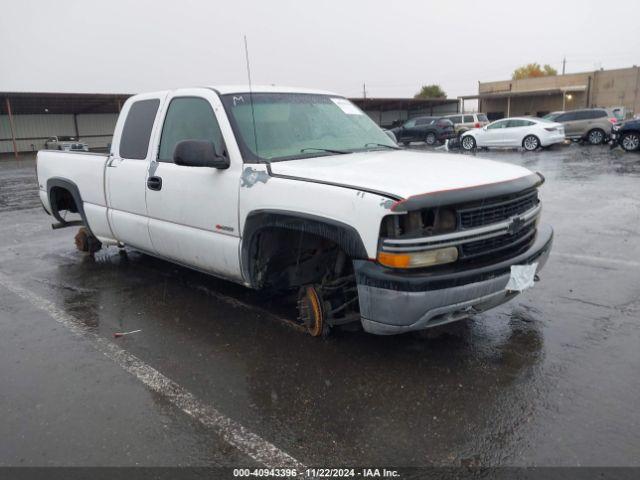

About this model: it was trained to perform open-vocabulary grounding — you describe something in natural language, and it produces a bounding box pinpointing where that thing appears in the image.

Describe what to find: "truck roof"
[125,86,341,103]
[209,85,339,96]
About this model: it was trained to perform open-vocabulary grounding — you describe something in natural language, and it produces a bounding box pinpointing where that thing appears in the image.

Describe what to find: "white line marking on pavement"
[0,271,305,469]
[552,252,640,269]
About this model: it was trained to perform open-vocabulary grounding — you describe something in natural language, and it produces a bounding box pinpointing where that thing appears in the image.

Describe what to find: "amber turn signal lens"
[378,252,411,268]
[378,247,459,268]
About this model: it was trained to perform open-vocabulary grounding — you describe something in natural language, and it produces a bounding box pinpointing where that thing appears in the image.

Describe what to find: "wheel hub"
[622,134,639,150]
[297,285,325,337]
[524,136,538,150]
[590,130,603,144]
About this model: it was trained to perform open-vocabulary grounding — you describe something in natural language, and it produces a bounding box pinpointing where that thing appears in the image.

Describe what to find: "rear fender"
[46,177,93,235]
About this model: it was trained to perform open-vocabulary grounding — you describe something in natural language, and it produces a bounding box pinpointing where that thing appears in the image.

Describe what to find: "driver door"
[145,89,243,282]
[481,119,510,146]
[397,119,417,142]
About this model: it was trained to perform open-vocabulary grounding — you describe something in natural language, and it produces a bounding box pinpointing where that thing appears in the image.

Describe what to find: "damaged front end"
[355,177,553,334]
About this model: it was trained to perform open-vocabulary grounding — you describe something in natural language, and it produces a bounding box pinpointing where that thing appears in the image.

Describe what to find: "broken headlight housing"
[378,207,458,269]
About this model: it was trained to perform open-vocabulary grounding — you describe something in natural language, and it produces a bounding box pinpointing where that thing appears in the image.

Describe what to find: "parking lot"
[1,144,639,468]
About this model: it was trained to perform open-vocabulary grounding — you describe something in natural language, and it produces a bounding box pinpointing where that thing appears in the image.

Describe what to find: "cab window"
[487,120,509,129]
[158,97,226,162]
[507,119,534,127]
[119,99,160,160]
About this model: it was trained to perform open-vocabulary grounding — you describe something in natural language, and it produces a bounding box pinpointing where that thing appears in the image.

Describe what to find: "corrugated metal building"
[0,92,130,156]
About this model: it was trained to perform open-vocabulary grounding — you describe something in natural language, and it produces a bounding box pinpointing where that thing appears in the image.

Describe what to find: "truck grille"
[458,190,538,229]
[380,187,541,266]
[460,222,536,259]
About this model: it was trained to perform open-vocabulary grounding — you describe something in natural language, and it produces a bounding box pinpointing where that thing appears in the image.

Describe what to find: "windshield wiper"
[364,143,400,150]
[300,147,350,155]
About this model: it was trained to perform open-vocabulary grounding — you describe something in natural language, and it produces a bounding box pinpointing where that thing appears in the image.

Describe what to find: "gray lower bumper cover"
[354,224,553,335]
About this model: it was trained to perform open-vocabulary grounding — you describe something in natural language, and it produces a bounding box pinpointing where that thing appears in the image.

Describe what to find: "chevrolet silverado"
[36,86,553,336]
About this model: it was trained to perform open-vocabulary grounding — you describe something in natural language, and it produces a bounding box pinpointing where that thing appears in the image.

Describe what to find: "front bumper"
[354,224,553,335]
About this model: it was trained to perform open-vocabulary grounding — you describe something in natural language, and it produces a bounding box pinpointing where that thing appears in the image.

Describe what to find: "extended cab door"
[145,89,243,282]
[106,94,165,252]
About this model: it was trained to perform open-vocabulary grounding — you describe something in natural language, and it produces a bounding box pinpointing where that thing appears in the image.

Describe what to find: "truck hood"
[268,149,534,200]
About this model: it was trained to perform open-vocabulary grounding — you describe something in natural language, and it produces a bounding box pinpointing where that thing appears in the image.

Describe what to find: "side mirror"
[173,140,229,169]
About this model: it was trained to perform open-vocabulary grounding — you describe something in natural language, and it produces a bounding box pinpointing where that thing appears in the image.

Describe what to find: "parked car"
[442,113,490,136]
[542,112,563,121]
[37,86,552,337]
[460,117,565,151]
[45,136,89,152]
[545,108,618,144]
[390,116,456,146]
[611,118,640,151]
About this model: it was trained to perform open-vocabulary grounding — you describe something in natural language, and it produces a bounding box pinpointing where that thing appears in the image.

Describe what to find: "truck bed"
[36,150,110,238]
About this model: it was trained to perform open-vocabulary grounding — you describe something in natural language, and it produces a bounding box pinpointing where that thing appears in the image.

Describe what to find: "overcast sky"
[1,0,639,99]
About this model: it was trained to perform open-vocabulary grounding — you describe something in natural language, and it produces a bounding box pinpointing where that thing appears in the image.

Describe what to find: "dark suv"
[390,116,456,146]
[611,118,640,151]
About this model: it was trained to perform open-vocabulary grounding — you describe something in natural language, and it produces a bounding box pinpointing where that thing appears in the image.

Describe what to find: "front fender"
[240,210,369,287]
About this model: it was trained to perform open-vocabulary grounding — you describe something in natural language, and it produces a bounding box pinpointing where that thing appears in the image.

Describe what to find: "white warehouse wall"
[0,113,117,153]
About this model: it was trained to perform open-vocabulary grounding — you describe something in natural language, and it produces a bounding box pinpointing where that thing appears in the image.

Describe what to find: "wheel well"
[49,186,79,221]
[462,135,476,147]
[585,127,605,139]
[247,227,352,291]
[522,134,540,146]
[46,178,92,234]
[241,211,367,290]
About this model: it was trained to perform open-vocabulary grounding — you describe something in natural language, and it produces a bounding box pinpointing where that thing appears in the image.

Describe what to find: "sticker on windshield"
[331,98,363,115]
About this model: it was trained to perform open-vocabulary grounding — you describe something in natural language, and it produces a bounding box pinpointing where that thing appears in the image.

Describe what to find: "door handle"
[147,176,162,191]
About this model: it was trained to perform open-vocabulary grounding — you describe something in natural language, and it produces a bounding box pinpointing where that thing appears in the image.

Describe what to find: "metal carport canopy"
[0,91,132,115]
[351,97,457,111]
[458,85,587,101]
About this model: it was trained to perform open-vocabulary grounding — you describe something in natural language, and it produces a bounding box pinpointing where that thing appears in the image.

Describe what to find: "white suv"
[442,113,490,135]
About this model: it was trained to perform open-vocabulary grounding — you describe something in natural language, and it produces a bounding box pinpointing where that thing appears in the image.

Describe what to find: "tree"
[512,63,558,80]
[414,84,447,99]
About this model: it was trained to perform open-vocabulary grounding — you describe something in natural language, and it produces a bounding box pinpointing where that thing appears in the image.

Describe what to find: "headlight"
[378,246,459,269]
[380,207,457,238]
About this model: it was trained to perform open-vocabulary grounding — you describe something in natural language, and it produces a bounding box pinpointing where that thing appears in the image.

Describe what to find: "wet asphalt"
[0,144,639,467]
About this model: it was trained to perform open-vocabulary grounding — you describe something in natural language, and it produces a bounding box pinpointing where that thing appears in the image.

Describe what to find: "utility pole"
[562,56,566,75]
[363,83,367,100]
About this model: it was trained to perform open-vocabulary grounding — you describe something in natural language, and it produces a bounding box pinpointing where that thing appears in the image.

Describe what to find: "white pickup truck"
[36,86,553,336]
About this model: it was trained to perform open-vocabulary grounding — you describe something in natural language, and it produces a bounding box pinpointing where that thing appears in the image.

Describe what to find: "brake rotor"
[74,227,102,254]
[297,285,325,337]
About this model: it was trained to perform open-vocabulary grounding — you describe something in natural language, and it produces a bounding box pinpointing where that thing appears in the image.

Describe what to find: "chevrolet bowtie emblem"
[507,216,526,235]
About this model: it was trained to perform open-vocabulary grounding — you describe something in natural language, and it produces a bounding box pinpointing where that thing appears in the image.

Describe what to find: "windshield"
[220,93,397,162]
